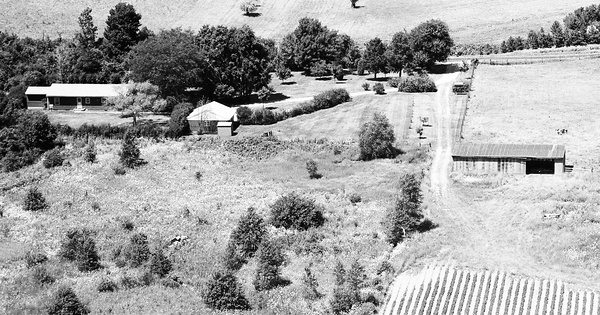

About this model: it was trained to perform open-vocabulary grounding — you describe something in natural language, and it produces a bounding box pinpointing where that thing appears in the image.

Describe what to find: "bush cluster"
[43,148,64,168]
[202,272,250,311]
[122,232,150,268]
[149,247,172,278]
[237,89,351,125]
[55,122,164,139]
[97,278,118,292]
[58,229,101,272]
[166,103,195,138]
[398,75,437,93]
[1,110,57,172]
[47,286,89,315]
[25,250,48,268]
[373,83,385,95]
[23,187,48,212]
[270,193,325,231]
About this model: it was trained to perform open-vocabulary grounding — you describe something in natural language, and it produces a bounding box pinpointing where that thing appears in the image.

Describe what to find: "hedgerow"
[238,89,351,125]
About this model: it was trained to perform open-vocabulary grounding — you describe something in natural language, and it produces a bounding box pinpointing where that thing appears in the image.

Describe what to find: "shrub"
[270,193,325,231]
[118,130,141,168]
[257,85,275,102]
[361,83,370,91]
[384,172,424,246]
[356,59,366,75]
[358,113,396,160]
[113,164,126,175]
[253,238,288,291]
[301,265,322,300]
[32,265,55,285]
[373,83,385,95]
[388,77,401,88]
[349,193,362,205]
[223,241,247,272]
[47,286,90,315]
[58,229,101,272]
[97,278,118,292]
[43,148,64,168]
[276,65,293,82]
[25,250,48,268]
[306,159,321,179]
[347,260,366,291]
[121,219,134,231]
[309,61,331,77]
[398,75,437,92]
[334,65,345,80]
[83,141,97,163]
[23,187,48,212]
[334,261,346,286]
[203,272,251,311]
[230,207,267,259]
[331,285,358,314]
[123,232,150,268]
[150,247,172,278]
[236,106,253,125]
[313,88,351,110]
[166,103,195,138]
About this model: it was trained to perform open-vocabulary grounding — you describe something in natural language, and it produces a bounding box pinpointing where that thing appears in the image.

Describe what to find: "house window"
[85,98,90,104]
[54,97,60,105]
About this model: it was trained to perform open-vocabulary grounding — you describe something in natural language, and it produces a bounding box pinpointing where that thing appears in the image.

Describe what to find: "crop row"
[384,265,600,315]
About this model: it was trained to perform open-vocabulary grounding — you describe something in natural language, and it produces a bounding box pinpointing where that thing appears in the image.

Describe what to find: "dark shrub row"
[237,88,351,125]
[55,122,164,139]
[398,75,437,93]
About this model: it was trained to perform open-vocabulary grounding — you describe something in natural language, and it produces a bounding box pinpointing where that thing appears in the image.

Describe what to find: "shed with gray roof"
[452,143,566,174]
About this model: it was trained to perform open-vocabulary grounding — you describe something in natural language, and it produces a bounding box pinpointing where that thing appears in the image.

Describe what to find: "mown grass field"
[0,0,594,44]
[45,111,169,128]
[0,135,425,313]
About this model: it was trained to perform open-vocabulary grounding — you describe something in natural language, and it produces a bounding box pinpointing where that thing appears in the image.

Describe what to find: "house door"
[77,97,83,109]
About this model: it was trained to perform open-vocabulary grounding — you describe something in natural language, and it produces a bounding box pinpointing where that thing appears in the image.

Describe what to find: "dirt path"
[430,73,459,200]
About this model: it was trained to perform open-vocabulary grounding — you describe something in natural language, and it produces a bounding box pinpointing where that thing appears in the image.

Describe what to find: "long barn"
[452,143,566,175]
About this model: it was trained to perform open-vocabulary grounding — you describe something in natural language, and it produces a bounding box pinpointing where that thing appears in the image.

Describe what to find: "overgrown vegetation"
[23,187,49,212]
[202,272,251,310]
[47,286,90,315]
[58,228,102,272]
[384,172,425,246]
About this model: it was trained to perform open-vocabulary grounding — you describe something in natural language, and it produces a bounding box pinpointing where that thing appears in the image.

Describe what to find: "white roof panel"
[187,101,236,121]
[45,84,126,97]
[25,86,52,95]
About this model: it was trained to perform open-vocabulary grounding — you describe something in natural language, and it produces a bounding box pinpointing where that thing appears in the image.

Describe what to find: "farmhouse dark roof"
[452,143,565,159]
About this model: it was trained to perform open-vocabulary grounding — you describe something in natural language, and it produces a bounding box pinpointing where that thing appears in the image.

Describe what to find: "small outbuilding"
[452,143,566,175]
[187,101,237,135]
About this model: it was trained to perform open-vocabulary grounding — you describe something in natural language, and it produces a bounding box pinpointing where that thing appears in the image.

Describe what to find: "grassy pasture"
[463,59,600,169]
[0,0,594,44]
[0,136,423,313]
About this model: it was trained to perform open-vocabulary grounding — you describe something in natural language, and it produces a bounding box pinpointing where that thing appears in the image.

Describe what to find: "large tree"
[103,2,142,60]
[363,37,388,78]
[109,81,166,125]
[196,25,271,98]
[75,7,97,49]
[409,19,454,69]
[280,18,340,71]
[387,31,412,75]
[128,28,206,98]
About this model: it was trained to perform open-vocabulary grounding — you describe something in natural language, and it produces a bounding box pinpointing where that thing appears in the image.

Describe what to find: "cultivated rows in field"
[382,265,600,315]
[448,46,600,65]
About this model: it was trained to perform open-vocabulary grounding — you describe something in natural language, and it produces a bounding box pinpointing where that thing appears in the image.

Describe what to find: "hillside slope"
[0,0,595,44]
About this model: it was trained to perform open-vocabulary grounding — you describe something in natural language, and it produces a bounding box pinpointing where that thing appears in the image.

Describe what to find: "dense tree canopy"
[280,18,340,71]
[363,37,389,78]
[128,29,206,98]
[409,19,454,69]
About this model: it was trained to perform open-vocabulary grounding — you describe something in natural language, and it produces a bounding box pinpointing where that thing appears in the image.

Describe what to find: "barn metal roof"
[187,101,236,121]
[452,143,565,159]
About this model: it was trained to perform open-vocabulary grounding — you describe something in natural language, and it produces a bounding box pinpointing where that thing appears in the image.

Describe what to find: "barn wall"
[452,157,526,174]
[188,120,219,134]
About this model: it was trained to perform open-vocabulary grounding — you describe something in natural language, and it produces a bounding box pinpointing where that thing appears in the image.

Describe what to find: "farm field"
[0,0,594,44]
[0,134,426,313]
[383,264,600,315]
